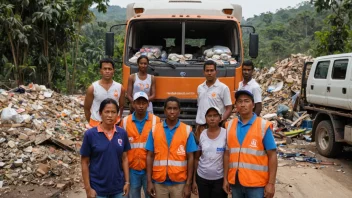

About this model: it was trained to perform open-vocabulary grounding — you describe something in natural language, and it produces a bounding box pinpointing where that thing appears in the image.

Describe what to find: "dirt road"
[2,146,352,198]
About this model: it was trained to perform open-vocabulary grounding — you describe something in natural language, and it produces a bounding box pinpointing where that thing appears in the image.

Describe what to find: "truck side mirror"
[249,33,259,58]
[105,32,115,57]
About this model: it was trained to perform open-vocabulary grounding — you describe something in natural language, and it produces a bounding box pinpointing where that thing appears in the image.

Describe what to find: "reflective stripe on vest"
[229,148,267,156]
[153,160,187,167]
[152,115,156,132]
[130,142,146,149]
[229,162,268,172]
[123,116,128,131]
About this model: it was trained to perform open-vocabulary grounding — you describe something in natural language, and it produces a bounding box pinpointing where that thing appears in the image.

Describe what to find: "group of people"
[81,57,278,198]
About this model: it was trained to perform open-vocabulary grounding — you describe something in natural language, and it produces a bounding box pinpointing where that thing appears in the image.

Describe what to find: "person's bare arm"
[223,149,231,194]
[122,152,130,196]
[264,149,278,198]
[254,102,262,117]
[192,151,201,195]
[81,156,96,198]
[183,152,194,198]
[84,85,94,122]
[222,105,232,122]
[147,151,156,197]
[119,87,126,119]
[149,75,156,101]
[127,75,134,103]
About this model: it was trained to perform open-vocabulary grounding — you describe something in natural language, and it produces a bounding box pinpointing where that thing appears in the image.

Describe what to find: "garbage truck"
[105,0,259,125]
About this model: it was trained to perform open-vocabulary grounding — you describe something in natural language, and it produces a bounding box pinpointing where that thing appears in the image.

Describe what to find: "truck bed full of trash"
[0,85,86,190]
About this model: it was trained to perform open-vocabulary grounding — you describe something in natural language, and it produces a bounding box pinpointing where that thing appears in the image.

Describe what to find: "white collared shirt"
[238,78,262,103]
[196,79,232,125]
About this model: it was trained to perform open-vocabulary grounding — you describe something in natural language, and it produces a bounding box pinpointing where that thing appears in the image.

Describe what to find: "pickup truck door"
[307,60,330,106]
[327,58,350,110]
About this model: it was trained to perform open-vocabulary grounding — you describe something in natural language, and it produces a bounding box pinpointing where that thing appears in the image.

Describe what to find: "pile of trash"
[255,54,315,149]
[0,84,86,190]
[204,45,237,65]
[129,45,168,63]
[255,53,314,116]
[168,53,193,64]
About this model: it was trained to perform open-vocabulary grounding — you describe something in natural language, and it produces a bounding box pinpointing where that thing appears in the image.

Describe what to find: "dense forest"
[1,0,352,93]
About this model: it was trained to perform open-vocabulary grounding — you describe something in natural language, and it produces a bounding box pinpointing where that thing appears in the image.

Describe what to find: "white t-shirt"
[238,78,262,103]
[196,79,232,125]
[197,128,227,180]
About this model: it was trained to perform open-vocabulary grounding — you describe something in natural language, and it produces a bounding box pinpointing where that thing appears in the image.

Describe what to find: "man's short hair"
[99,58,115,69]
[203,60,217,71]
[243,60,254,70]
[164,96,180,109]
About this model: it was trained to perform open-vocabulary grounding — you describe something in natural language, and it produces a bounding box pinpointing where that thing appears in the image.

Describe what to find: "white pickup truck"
[301,53,352,157]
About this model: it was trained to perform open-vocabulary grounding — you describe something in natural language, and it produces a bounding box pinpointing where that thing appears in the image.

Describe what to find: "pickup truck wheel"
[315,120,342,157]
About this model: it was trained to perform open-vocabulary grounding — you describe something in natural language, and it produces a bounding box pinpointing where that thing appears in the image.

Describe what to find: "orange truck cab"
[105,0,259,126]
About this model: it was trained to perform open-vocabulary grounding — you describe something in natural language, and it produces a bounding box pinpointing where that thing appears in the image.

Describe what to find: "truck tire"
[315,120,342,157]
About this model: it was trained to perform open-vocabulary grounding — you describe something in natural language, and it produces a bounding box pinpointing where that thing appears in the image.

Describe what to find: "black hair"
[137,55,149,64]
[164,96,180,109]
[99,98,119,114]
[203,60,217,71]
[99,58,115,69]
[243,60,254,70]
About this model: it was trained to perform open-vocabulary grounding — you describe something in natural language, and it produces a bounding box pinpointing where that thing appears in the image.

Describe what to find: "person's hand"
[192,182,198,195]
[86,187,97,198]
[123,183,130,197]
[264,183,275,198]
[147,181,156,197]
[183,183,191,198]
[223,180,231,194]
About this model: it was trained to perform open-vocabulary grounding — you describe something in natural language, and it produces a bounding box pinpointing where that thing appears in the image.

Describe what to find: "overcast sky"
[108,0,307,18]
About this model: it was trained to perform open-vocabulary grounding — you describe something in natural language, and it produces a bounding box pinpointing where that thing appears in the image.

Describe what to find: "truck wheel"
[315,120,342,157]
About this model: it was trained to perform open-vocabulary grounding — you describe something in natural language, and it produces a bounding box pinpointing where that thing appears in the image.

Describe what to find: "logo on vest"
[249,139,258,148]
[177,145,186,156]
[128,137,133,142]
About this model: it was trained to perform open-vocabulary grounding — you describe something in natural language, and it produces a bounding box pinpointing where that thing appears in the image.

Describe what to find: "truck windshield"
[126,20,240,66]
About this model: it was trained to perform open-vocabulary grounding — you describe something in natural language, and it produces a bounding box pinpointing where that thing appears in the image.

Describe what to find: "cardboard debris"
[255,54,314,116]
[0,84,85,189]
[254,54,318,153]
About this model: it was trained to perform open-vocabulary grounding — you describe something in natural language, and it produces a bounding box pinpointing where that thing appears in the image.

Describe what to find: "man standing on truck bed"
[84,58,125,127]
[223,90,277,198]
[195,60,232,142]
[238,60,262,116]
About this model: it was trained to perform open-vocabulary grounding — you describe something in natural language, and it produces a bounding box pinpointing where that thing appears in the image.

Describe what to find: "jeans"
[231,184,264,198]
[129,169,149,198]
[196,173,227,198]
[97,192,125,198]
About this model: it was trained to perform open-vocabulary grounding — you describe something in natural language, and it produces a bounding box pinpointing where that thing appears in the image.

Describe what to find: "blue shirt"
[80,126,131,196]
[145,120,198,185]
[237,114,277,150]
[132,112,148,134]
[130,112,149,175]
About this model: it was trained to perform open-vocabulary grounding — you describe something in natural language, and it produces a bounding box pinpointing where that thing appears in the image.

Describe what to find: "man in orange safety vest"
[223,90,278,198]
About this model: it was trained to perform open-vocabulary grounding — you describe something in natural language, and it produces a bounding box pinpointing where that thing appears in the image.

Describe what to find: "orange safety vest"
[152,122,192,183]
[122,113,160,171]
[226,117,272,187]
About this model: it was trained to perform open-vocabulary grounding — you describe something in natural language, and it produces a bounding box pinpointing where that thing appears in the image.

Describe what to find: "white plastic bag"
[213,46,232,55]
[1,107,18,121]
